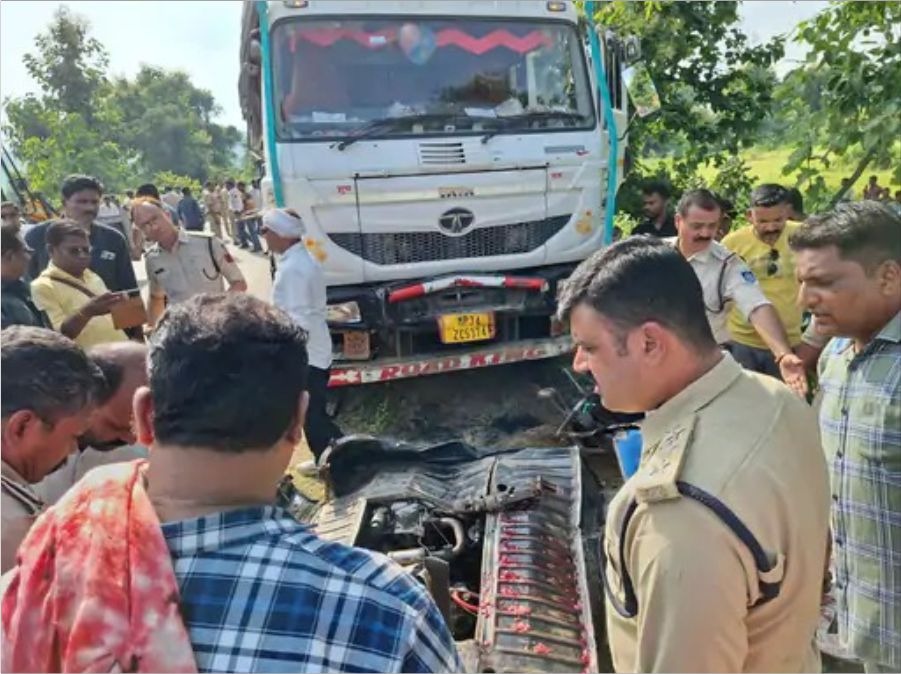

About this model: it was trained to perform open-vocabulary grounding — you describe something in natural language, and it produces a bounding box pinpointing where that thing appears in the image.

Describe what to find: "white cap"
[261,208,306,238]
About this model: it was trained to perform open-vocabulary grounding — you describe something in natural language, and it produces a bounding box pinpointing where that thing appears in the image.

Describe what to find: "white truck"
[239,0,628,387]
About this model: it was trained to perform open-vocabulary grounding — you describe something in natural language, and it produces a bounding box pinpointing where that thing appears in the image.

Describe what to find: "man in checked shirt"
[791,201,901,673]
[3,293,461,674]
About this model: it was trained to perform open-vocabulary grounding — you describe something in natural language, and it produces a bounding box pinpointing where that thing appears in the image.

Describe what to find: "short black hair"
[136,183,161,199]
[640,179,671,200]
[749,183,790,208]
[89,350,126,406]
[1,326,104,421]
[1,223,25,253]
[46,221,88,248]
[181,187,192,196]
[789,201,901,272]
[557,237,717,352]
[148,294,310,452]
[87,342,148,406]
[61,174,103,200]
[676,188,722,217]
[785,187,804,215]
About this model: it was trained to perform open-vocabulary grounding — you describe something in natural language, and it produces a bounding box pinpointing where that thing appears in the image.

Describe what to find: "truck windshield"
[271,17,595,141]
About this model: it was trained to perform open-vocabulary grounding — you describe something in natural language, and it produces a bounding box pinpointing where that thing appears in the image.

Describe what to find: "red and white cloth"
[1,460,197,673]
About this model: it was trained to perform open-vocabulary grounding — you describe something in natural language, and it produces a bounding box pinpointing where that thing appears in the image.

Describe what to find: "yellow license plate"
[438,313,496,344]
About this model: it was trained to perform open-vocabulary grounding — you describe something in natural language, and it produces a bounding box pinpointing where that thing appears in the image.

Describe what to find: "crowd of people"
[0,167,899,673]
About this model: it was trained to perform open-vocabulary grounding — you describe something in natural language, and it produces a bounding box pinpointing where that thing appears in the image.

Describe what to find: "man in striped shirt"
[791,201,901,673]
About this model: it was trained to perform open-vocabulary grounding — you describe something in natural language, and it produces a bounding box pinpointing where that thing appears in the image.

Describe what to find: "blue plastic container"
[613,428,643,479]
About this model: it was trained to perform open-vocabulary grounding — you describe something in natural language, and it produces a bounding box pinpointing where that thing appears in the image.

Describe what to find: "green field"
[649,146,898,194]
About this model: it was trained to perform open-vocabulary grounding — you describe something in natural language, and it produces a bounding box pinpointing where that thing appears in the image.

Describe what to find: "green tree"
[108,66,242,181]
[12,108,133,201]
[3,5,244,195]
[21,5,109,122]
[150,171,202,195]
[590,1,785,215]
[780,1,901,209]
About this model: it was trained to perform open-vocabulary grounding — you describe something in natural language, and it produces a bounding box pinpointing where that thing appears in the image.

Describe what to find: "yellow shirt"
[30,263,129,349]
[723,221,803,349]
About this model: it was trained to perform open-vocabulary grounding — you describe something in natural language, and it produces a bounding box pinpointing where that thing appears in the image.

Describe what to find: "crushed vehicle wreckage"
[281,436,610,673]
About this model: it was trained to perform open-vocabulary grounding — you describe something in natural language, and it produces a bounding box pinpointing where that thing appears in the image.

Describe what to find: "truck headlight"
[327,301,362,324]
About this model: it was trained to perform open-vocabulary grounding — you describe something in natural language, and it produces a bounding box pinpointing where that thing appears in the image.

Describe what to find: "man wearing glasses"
[131,197,246,327]
[668,188,807,397]
[723,184,808,382]
[29,221,130,349]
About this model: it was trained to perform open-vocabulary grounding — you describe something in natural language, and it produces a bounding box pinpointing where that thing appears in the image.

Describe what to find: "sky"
[0,0,829,131]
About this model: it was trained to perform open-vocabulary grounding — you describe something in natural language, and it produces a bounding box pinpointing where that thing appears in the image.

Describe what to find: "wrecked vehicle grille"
[329,214,571,265]
[310,444,601,673]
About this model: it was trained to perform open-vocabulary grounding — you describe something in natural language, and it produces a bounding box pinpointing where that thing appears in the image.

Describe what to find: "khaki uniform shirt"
[144,230,245,305]
[203,189,222,214]
[604,355,831,672]
[667,237,771,344]
[1,461,44,573]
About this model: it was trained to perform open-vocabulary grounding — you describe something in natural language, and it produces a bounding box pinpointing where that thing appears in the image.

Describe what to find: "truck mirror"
[623,62,660,118]
[622,36,642,65]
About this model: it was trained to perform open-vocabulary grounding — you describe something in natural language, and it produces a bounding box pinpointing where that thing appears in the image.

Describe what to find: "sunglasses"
[766,248,779,276]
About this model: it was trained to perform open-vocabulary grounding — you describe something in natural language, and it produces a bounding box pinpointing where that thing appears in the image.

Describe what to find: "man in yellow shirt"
[723,184,803,379]
[31,221,130,349]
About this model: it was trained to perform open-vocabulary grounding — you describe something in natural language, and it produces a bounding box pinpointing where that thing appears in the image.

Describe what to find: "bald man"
[36,341,150,504]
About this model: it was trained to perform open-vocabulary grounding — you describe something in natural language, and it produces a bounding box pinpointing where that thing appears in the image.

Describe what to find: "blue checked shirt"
[818,311,901,668]
[161,506,463,673]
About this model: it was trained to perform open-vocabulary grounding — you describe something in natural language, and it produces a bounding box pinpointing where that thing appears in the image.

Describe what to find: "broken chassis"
[303,438,606,673]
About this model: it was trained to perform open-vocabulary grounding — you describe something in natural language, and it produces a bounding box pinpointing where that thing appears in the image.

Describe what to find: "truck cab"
[240,1,627,386]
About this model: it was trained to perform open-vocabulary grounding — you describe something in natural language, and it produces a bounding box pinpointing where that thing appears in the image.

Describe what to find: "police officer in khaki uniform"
[666,188,809,397]
[1,326,103,572]
[131,197,247,325]
[558,237,831,672]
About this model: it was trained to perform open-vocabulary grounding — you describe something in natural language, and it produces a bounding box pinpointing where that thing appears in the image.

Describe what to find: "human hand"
[82,292,125,317]
[779,352,809,398]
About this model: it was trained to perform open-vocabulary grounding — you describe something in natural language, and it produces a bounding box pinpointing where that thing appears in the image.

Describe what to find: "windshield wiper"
[332,112,471,151]
[481,110,588,144]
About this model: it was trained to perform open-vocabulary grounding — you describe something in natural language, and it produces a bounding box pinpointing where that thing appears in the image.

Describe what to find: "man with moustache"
[558,237,830,672]
[36,341,150,505]
[1,326,105,572]
[791,202,901,673]
[667,188,808,396]
[723,184,806,379]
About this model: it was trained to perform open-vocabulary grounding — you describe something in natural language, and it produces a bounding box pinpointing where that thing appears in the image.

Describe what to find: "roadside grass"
[645,146,898,193]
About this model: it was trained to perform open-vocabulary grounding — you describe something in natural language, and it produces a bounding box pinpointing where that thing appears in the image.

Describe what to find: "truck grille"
[330,214,571,265]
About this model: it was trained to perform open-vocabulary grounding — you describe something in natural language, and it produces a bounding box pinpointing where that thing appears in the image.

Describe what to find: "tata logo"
[438,207,475,235]
[439,187,475,199]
